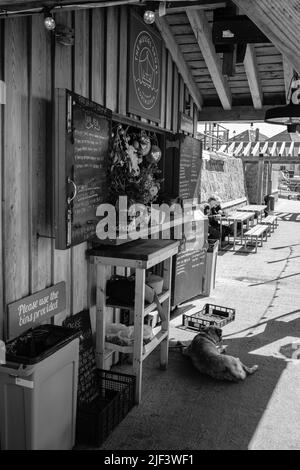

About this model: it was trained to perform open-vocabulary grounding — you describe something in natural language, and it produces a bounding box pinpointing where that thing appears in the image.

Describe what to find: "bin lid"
[5,324,80,365]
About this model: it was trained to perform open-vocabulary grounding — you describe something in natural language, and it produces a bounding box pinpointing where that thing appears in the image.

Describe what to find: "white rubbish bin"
[0,325,80,450]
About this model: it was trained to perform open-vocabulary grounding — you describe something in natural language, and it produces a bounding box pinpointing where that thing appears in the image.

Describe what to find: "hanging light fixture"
[44,8,56,31]
[143,10,155,25]
[265,73,300,128]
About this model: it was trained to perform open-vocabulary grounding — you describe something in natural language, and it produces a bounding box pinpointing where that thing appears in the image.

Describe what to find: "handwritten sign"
[63,310,98,405]
[172,247,207,307]
[180,112,194,134]
[7,282,66,340]
[55,89,112,249]
[206,159,225,172]
[179,136,202,199]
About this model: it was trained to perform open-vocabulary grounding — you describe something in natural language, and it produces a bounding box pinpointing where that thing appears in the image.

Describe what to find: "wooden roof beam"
[243,44,263,109]
[187,10,232,110]
[155,15,203,110]
[198,105,273,122]
[232,0,300,76]
[283,56,294,103]
[156,1,227,14]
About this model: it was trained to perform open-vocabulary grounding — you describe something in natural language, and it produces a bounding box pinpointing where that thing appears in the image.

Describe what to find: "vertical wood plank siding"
[91,8,105,105]
[29,16,52,294]
[72,10,89,315]
[4,19,30,312]
[106,7,119,111]
[165,52,173,130]
[53,11,72,325]
[0,7,200,338]
[0,20,4,339]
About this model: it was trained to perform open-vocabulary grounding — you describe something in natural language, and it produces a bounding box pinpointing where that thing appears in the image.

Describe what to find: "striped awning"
[218,141,300,159]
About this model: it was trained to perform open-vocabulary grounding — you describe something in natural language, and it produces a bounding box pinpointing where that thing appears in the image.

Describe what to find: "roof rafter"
[187,9,232,110]
[155,1,226,14]
[155,15,203,110]
[243,44,263,109]
[232,0,300,75]
[282,56,294,103]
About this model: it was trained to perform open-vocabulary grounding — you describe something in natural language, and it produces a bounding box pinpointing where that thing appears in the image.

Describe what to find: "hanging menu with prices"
[179,136,202,200]
[172,135,206,306]
[63,310,99,405]
[55,89,112,249]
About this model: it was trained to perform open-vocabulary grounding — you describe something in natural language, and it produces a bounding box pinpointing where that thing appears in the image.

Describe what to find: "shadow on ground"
[276,212,300,222]
[100,315,300,451]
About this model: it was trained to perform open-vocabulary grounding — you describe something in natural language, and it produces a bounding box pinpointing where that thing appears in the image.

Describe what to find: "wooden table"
[237,205,267,222]
[88,239,179,404]
[226,211,256,250]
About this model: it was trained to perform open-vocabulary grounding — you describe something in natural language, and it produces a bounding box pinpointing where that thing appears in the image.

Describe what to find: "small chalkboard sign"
[7,282,66,340]
[63,310,98,405]
[55,89,112,249]
[172,248,207,307]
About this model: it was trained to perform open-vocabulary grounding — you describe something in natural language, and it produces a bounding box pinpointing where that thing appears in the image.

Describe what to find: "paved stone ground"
[99,199,300,451]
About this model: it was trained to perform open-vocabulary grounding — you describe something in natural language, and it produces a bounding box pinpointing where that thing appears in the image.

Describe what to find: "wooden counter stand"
[88,239,179,404]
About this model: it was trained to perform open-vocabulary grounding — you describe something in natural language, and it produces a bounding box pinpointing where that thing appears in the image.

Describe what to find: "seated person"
[203,203,221,241]
[204,196,232,242]
[263,195,270,218]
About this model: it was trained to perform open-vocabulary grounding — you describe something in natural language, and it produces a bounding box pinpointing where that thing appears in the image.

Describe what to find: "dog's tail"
[243,364,259,375]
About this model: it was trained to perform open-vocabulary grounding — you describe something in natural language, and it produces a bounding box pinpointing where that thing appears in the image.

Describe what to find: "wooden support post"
[133,268,146,404]
[160,256,172,370]
[267,162,273,195]
[95,263,108,369]
[257,154,265,204]
[0,81,5,105]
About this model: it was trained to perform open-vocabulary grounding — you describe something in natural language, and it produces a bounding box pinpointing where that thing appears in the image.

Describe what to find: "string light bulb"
[44,9,56,31]
[143,10,155,25]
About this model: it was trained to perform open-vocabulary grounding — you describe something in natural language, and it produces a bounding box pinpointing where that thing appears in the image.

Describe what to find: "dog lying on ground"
[182,326,258,382]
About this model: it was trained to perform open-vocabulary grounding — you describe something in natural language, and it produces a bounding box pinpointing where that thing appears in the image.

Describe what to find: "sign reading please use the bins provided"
[7,282,66,340]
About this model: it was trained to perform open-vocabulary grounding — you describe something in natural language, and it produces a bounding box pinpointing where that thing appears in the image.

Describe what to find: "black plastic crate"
[76,369,135,447]
[182,303,235,330]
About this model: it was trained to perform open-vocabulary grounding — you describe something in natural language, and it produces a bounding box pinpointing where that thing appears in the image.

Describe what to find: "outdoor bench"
[260,215,279,232]
[244,224,270,253]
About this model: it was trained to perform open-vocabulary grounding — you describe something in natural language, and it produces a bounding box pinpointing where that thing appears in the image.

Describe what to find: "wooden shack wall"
[0,6,199,339]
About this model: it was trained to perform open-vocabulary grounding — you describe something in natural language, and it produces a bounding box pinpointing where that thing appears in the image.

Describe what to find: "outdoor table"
[88,239,179,404]
[225,211,256,250]
[237,205,267,222]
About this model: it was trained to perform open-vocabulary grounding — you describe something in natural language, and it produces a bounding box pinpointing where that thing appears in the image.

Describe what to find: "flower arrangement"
[109,125,163,208]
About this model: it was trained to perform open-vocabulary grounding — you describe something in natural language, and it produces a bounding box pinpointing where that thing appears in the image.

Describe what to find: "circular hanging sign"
[132,31,160,111]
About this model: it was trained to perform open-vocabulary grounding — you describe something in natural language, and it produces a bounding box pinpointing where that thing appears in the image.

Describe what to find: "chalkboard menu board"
[168,134,208,306]
[63,310,98,405]
[179,135,202,200]
[55,89,112,249]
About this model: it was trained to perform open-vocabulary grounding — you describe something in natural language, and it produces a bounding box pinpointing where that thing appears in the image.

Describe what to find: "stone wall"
[200,151,248,203]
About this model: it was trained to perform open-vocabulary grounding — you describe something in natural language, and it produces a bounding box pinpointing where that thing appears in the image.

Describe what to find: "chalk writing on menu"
[173,248,206,306]
[71,102,110,245]
[179,137,202,199]
[172,136,204,306]
[63,310,99,405]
